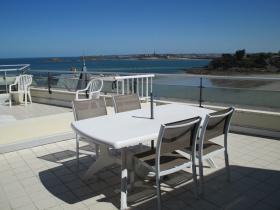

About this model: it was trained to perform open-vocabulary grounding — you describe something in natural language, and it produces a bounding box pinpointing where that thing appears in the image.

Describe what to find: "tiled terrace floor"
[0,133,279,210]
[0,103,71,120]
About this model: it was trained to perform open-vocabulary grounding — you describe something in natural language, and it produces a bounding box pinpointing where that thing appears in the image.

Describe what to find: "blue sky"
[0,0,280,58]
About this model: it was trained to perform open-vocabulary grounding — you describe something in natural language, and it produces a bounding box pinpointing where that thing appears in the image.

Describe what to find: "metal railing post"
[4,71,8,94]
[116,80,119,95]
[85,72,88,87]
[133,78,137,94]
[122,80,125,95]
[199,77,204,107]
[48,72,52,94]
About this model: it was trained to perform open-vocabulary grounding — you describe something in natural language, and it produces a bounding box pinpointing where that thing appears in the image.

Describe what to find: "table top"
[71,103,213,149]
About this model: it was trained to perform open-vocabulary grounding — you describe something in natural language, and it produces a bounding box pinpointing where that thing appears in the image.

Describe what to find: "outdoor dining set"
[71,78,235,210]
[7,75,235,210]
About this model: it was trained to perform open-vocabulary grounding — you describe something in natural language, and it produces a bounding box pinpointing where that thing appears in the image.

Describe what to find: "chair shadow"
[38,150,280,209]
[39,150,77,162]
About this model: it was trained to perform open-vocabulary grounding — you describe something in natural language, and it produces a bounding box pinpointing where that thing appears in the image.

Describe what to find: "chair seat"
[134,149,191,176]
[185,141,224,156]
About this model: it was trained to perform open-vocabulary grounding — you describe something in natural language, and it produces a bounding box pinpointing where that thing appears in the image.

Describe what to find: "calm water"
[0,57,209,74]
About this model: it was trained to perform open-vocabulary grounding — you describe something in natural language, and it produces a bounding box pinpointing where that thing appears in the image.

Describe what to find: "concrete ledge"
[30,87,147,107]
[231,125,280,139]
[31,88,115,107]
[31,88,75,107]
[155,99,280,139]
[30,90,280,139]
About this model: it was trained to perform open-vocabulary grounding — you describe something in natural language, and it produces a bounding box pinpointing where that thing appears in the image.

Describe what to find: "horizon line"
[0,50,279,60]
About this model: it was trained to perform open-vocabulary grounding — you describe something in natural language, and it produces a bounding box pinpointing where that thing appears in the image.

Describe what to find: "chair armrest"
[9,77,19,92]
[75,88,88,99]
[9,83,17,93]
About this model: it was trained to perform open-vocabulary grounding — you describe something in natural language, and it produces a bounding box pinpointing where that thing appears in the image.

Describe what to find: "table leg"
[121,149,128,210]
[83,144,120,180]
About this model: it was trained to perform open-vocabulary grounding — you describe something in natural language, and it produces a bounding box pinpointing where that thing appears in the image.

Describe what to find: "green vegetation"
[208,49,280,72]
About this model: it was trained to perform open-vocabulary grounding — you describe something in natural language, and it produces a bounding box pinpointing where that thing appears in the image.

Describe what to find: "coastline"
[185,67,280,76]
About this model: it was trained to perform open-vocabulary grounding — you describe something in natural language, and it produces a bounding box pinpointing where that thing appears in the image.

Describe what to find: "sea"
[0,57,209,74]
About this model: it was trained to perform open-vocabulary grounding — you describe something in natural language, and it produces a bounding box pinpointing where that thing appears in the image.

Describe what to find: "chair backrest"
[17,75,32,91]
[156,116,201,159]
[201,107,235,143]
[87,78,103,95]
[75,78,103,100]
[72,98,107,121]
[112,94,141,113]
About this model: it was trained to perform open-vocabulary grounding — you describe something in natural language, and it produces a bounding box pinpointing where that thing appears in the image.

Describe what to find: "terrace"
[1,132,279,210]
[0,65,279,209]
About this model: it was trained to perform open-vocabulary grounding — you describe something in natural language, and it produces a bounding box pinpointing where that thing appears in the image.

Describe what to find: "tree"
[235,49,246,60]
[254,53,267,68]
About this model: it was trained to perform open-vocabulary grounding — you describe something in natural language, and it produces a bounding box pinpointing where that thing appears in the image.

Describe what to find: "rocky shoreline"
[185,50,280,76]
[185,67,280,75]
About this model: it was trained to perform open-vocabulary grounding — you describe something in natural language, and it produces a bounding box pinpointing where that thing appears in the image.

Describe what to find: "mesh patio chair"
[112,94,141,113]
[75,78,103,100]
[133,117,202,210]
[72,98,107,164]
[9,74,32,107]
[196,107,235,195]
[112,94,146,184]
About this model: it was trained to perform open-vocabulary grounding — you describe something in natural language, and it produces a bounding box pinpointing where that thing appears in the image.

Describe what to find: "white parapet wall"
[31,87,117,107]
[30,88,280,139]
[30,87,144,107]
[30,88,76,107]
[154,100,280,139]
[201,104,280,139]
[230,108,280,139]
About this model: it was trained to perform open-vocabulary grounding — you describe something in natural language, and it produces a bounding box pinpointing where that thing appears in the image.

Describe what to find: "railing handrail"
[2,65,280,110]
[0,64,30,72]
[155,73,280,81]
[27,69,280,81]
[28,69,154,76]
[114,74,155,80]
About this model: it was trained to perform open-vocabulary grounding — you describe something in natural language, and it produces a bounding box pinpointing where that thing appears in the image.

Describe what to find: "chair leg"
[225,150,231,182]
[24,92,27,106]
[156,177,162,210]
[191,159,199,198]
[76,134,79,169]
[95,144,100,158]
[129,170,135,189]
[199,158,205,196]
[9,94,12,107]
[28,91,32,104]
[151,140,155,150]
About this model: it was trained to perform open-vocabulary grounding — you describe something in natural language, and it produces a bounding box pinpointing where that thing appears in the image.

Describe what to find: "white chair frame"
[133,117,201,210]
[75,78,103,100]
[198,107,235,195]
[9,74,32,107]
[155,118,201,209]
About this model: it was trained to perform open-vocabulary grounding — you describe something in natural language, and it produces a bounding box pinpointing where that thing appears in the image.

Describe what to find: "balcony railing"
[1,66,279,111]
[0,64,30,93]
[114,74,154,100]
[152,73,280,111]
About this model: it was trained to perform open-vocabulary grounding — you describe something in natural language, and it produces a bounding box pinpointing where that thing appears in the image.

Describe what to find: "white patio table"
[71,103,213,210]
